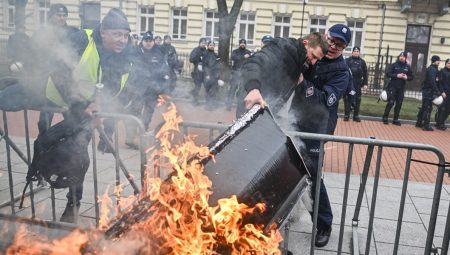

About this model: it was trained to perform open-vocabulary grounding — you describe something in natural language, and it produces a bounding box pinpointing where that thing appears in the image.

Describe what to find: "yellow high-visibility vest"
[46,29,129,108]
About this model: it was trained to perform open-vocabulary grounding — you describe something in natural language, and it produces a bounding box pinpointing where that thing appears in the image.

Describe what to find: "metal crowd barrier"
[0,108,153,229]
[179,120,449,255]
[1,115,449,255]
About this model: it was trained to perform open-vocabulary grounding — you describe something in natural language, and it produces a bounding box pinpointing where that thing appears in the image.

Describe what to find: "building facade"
[1,0,449,85]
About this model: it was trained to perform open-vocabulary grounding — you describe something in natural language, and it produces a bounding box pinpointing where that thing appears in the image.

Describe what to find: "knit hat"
[239,38,247,45]
[49,3,68,17]
[431,55,441,63]
[399,51,407,58]
[141,31,153,40]
[101,8,131,32]
[352,46,360,52]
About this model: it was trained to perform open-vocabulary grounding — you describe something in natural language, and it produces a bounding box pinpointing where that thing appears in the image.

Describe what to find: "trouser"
[125,88,159,142]
[191,70,203,99]
[344,88,361,118]
[383,86,404,121]
[435,96,450,126]
[417,91,434,127]
[66,183,83,205]
[204,77,218,108]
[227,71,241,108]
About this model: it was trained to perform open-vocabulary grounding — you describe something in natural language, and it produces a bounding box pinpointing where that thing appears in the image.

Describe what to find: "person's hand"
[349,90,356,96]
[244,89,266,109]
[244,54,250,58]
[85,102,102,127]
[442,92,447,98]
[397,73,404,79]
[362,85,368,94]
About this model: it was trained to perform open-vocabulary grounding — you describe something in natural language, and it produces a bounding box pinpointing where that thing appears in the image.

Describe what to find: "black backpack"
[20,116,92,208]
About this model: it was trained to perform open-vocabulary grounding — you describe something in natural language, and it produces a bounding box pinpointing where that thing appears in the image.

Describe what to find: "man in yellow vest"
[45,8,133,222]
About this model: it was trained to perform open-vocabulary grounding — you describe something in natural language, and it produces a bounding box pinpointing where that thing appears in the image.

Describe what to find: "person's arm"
[386,64,397,79]
[406,65,414,81]
[362,59,368,86]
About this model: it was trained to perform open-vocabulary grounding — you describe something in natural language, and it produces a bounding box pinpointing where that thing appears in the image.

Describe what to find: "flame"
[6,102,282,254]
[99,186,113,230]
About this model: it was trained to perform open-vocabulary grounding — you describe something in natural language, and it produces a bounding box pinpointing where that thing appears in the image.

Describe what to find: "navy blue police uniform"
[345,49,367,121]
[435,59,450,130]
[416,56,441,130]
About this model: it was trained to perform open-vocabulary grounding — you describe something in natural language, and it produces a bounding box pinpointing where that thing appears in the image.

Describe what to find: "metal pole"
[300,0,307,38]
[375,4,386,89]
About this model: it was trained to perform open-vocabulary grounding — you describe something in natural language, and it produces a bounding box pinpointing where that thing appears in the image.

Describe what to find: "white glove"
[205,75,210,80]
[218,80,225,87]
[349,90,356,96]
[164,75,170,80]
[9,62,23,73]
[197,63,203,72]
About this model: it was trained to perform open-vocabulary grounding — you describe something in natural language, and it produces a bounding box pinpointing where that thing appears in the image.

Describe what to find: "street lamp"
[300,0,308,38]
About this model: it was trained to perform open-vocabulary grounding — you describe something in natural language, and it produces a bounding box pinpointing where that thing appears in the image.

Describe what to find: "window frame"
[36,0,50,25]
[7,0,15,28]
[346,19,365,53]
[139,6,155,34]
[171,8,188,41]
[309,16,327,35]
[237,12,256,46]
[204,10,219,43]
[273,14,291,38]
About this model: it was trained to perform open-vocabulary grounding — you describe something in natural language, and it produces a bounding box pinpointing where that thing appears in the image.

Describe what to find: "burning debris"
[6,103,298,254]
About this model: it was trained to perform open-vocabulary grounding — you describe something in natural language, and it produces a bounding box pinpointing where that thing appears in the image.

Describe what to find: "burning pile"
[6,102,282,254]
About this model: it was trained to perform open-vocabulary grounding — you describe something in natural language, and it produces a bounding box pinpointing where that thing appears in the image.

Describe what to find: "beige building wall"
[1,0,449,66]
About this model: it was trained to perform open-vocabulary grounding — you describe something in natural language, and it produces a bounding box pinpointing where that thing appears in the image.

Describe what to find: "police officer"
[226,38,251,111]
[261,35,273,48]
[124,31,171,148]
[43,8,133,222]
[435,58,450,130]
[202,41,222,110]
[382,52,414,125]
[344,46,368,122]
[416,55,446,131]
[189,38,207,104]
[241,26,345,248]
[162,35,182,93]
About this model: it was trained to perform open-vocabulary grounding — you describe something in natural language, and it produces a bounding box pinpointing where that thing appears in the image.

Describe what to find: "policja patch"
[306,86,314,97]
[327,93,337,106]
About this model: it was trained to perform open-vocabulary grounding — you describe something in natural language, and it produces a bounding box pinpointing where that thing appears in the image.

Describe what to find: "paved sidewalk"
[1,95,449,253]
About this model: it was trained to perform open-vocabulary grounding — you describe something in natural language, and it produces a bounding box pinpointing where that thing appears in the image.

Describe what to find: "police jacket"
[242,37,308,113]
[189,46,206,71]
[202,49,221,81]
[129,44,170,93]
[439,67,450,94]
[292,55,351,135]
[46,26,132,107]
[345,56,367,88]
[231,47,251,70]
[162,43,181,73]
[6,31,31,65]
[422,64,440,95]
[386,60,414,88]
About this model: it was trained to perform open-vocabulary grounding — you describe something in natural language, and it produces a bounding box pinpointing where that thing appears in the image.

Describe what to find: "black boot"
[343,116,350,121]
[60,202,80,223]
[423,126,434,131]
[353,116,361,122]
[315,227,332,247]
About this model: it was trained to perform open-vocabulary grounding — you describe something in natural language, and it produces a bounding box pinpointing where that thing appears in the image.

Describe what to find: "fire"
[6,102,282,254]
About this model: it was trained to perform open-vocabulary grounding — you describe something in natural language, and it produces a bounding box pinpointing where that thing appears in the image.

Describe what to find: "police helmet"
[380,90,388,102]
[432,96,444,106]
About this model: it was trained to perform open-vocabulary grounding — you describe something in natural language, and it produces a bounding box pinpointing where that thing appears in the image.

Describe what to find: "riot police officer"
[227,38,251,111]
[189,38,207,104]
[435,58,450,130]
[382,51,414,125]
[344,46,367,122]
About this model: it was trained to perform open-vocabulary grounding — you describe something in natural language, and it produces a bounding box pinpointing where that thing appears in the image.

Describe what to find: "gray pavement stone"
[375,241,424,255]
[410,195,449,216]
[373,218,427,247]
[365,185,414,204]
[419,214,448,238]
[408,182,450,200]
[327,186,368,207]
[372,199,422,223]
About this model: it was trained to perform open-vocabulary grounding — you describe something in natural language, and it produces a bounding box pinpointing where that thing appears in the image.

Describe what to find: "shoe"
[353,116,361,122]
[382,118,388,124]
[423,126,434,131]
[415,122,423,128]
[125,141,139,150]
[392,120,401,126]
[343,116,349,121]
[436,125,447,131]
[97,138,114,154]
[60,202,80,223]
[315,227,332,247]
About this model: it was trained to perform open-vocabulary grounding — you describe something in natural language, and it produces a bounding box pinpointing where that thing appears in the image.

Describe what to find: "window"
[309,17,327,34]
[172,9,187,40]
[8,0,15,27]
[205,11,219,42]
[346,20,364,52]
[273,15,291,38]
[37,0,50,24]
[80,2,100,29]
[238,13,255,45]
[139,6,154,34]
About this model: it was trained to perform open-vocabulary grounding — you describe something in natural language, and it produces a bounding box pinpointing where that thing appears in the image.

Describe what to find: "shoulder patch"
[306,86,314,97]
[327,93,337,106]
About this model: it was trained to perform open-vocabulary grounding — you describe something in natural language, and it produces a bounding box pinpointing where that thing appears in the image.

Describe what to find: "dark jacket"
[189,46,206,71]
[6,30,31,65]
[242,37,307,113]
[439,67,450,94]
[345,56,368,88]
[231,47,251,70]
[202,49,221,82]
[386,60,414,88]
[422,64,440,95]
[162,43,182,74]
[293,55,351,135]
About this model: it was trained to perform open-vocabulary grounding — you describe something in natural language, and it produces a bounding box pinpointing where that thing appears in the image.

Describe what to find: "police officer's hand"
[362,85,368,93]
[442,92,447,98]
[244,54,250,58]
[244,89,266,109]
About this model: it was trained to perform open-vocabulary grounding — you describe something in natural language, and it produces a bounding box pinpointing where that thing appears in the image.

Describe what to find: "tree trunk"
[217,0,243,79]
[15,0,28,30]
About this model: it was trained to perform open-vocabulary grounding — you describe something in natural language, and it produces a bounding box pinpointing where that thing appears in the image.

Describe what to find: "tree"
[217,0,244,68]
